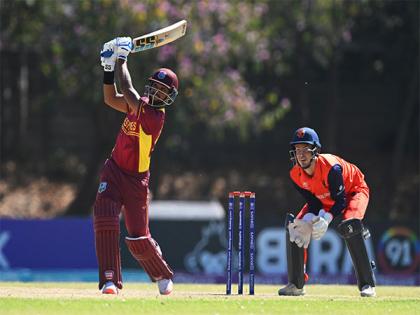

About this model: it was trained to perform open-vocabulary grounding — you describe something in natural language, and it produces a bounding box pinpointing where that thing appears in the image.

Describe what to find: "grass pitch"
[0,282,419,315]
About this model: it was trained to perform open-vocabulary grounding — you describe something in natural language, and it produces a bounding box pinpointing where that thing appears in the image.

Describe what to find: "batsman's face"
[152,81,170,100]
[294,144,313,168]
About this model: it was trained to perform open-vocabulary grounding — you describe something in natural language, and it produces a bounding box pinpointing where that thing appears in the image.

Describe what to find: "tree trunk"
[296,0,312,124]
[64,105,109,216]
[325,0,340,152]
[325,51,339,152]
[389,64,419,220]
[18,51,29,158]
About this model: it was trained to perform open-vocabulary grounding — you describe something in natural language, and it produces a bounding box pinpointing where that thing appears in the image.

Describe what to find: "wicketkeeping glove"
[311,209,333,240]
[116,37,132,61]
[289,219,313,248]
[100,39,117,72]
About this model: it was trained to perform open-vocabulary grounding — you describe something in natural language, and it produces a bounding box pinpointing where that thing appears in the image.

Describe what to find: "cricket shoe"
[360,285,376,297]
[101,281,118,295]
[278,283,305,296]
[158,279,173,295]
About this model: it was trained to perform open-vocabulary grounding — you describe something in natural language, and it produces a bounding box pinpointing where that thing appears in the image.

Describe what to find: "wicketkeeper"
[94,37,179,295]
[279,127,376,297]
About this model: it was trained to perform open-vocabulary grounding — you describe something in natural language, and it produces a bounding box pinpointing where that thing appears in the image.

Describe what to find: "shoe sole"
[361,293,376,297]
[102,289,118,294]
[278,291,305,296]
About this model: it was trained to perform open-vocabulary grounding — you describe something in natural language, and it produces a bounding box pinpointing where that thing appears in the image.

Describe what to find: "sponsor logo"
[98,182,107,193]
[378,227,420,274]
[0,230,11,269]
[185,222,229,274]
[104,270,114,280]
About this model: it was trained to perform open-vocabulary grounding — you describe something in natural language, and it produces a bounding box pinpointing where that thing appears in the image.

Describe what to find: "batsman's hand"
[311,209,333,240]
[116,37,132,61]
[289,219,312,248]
[100,39,117,72]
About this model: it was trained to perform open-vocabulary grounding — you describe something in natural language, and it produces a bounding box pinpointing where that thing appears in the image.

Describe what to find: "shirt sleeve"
[327,164,347,217]
[292,181,323,215]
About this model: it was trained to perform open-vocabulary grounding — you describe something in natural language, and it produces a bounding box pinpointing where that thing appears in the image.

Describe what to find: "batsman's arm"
[103,74,129,113]
[116,59,141,113]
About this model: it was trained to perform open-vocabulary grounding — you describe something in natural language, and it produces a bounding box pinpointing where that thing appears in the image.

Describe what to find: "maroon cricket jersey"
[111,97,165,174]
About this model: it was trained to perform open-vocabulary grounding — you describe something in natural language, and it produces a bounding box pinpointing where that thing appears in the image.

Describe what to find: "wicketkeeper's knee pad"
[125,236,174,282]
[337,218,376,290]
[93,198,122,289]
[285,213,305,289]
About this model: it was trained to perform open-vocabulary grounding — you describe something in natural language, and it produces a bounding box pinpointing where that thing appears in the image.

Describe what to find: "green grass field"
[1,282,419,315]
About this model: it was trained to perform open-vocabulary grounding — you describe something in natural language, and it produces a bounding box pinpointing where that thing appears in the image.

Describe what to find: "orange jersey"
[290,154,369,217]
[111,97,165,174]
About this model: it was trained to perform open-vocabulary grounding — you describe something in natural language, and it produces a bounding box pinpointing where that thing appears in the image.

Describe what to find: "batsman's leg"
[278,213,306,296]
[94,198,123,292]
[122,184,174,294]
[125,236,174,294]
[337,218,376,296]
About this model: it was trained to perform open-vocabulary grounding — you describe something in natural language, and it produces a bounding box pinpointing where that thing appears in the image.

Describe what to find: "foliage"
[2,0,416,145]
[0,0,418,217]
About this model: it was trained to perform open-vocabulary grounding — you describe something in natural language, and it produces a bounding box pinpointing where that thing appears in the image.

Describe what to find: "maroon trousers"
[93,158,150,289]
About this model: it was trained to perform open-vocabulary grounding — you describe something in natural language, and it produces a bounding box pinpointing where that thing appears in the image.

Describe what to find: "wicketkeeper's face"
[294,144,314,169]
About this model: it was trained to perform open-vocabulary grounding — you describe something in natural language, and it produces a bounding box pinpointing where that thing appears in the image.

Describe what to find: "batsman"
[279,127,376,297]
[93,37,179,295]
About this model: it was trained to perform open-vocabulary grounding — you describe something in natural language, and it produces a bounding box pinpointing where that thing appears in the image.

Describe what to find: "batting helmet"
[290,127,322,148]
[146,68,179,107]
[149,68,179,90]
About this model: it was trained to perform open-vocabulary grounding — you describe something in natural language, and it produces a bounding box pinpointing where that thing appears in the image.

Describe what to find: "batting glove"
[116,37,132,61]
[100,39,117,72]
[312,209,333,240]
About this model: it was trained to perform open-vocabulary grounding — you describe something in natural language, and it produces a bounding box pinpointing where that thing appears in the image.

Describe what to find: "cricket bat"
[131,20,187,53]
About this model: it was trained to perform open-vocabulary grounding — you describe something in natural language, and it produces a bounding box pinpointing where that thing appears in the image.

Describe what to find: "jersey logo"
[157,71,167,79]
[297,128,305,138]
[316,192,331,199]
[98,182,107,193]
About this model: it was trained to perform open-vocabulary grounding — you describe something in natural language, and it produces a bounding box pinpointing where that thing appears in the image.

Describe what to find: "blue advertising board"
[0,218,97,269]
[0,216,418,285]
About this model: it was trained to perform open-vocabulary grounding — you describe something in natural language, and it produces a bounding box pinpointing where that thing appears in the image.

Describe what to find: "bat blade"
[131,20,187,53]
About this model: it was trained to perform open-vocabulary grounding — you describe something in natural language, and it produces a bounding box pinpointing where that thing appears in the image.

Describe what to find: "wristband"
[103,71,114,85]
